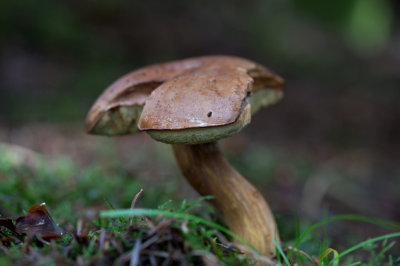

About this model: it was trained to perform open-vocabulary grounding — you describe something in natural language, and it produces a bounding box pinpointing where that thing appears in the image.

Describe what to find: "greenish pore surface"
[147,104,251,145]
[90,88,282,142]
[147,88,283,144]
[91,105,143,136]
[250,88,283,115]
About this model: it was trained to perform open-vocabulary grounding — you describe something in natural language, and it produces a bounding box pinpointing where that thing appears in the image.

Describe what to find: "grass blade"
[293,214,400,250]
[318,248,339,266]
[100,208,254,250]
[334,232,400,263]
[273,238,290,266]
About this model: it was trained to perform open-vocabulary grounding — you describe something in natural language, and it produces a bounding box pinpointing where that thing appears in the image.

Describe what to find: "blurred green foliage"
[0,0,396,121]
[0,146,177,222]
[294,0,393,54]
[346,0,393,53]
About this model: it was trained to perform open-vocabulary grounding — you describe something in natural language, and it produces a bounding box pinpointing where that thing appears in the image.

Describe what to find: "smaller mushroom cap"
[85,57,204,136]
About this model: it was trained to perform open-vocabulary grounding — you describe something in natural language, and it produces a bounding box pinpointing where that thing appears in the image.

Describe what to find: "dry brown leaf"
[15,203,63,241]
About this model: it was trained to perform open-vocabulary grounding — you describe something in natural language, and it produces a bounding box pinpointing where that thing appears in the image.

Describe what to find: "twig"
[129,189,144,226]
[147,218,174,236]
[99,229,105,250]
[285,246,319,264]
[231,243,278,266]
[180,218,189,233]
[149,254,157,266]
[130,238,142,266]
[215,231,231,247]
[141,250,169,258]
[76,219,83,237]
[112,238,124,254]
[141,235,161,250]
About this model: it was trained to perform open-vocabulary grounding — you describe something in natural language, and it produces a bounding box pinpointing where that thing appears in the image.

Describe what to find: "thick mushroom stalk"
[173,142,278,257]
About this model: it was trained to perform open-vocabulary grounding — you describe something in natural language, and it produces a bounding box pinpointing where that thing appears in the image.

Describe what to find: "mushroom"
[85,56,284,257]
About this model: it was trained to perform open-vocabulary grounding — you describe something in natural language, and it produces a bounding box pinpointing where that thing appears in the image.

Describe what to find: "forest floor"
[0,124,399,265]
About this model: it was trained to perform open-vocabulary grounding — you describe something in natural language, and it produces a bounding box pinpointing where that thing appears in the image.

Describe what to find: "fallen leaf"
[15,203,63,241]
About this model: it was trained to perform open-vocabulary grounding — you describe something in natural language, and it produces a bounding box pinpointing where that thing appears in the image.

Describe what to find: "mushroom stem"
[172,142,279,258]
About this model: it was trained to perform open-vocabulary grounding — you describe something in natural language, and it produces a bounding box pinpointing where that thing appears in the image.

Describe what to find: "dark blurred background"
[0,0,399,254]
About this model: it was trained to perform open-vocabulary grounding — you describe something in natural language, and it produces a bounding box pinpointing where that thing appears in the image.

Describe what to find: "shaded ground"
[1,122,399,260]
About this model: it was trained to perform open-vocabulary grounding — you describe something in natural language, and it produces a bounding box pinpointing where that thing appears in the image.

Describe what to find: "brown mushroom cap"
[85,55,284,140]
[138,63,253,130]
[138,56,284,144]
[85,57,205,135]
